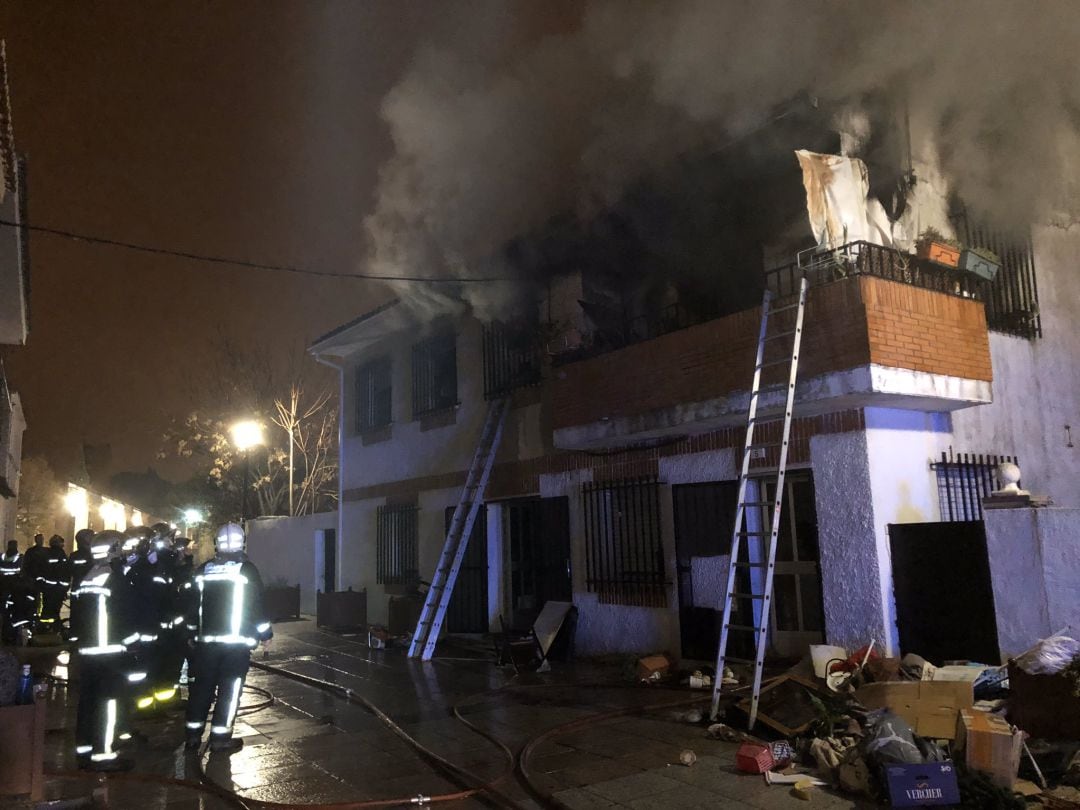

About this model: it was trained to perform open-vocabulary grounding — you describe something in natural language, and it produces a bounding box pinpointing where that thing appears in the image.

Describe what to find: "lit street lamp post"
[229,420,264,523]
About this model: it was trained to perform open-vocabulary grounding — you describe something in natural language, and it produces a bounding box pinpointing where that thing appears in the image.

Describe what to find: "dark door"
[672,482,739,661]
[444,505,488,633]
[322,529,336,593]
[888,521,1000,665]
[506,496,571,629]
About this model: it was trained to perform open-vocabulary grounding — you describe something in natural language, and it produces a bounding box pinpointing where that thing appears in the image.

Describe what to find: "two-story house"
[310,106,1077,663]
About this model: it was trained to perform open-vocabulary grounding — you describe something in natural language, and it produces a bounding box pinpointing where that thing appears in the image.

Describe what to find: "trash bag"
[1014,635,1080,676]
[859,709,944,766]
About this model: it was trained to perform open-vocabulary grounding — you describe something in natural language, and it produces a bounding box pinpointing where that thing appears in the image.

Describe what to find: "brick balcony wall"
[552,275,991,430]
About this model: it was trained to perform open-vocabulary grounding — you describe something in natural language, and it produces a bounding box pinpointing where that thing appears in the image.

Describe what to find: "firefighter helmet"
[215,523,245,554]
[74,528,95,549]
[149,521,176,549]
[90,530,124,560]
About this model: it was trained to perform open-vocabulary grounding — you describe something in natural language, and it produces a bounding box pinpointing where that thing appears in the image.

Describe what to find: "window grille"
[931,450,1018,522]
[481,321,542,400]
[376,505,418,585]
[411,333,457,417]
[356,356,392,433]
[955,217,1041,340]
[582,477,667,607]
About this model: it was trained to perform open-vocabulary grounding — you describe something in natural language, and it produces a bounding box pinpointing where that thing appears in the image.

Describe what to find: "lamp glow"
[230,420,264,451]
[183,509,203,524]
[64,488,88,517]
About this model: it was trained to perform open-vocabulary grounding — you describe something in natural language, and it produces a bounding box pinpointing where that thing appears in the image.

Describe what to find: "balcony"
[551,243,993,450]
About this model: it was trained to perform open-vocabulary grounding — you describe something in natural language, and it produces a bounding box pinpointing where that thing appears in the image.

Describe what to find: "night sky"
[0,3,460,482]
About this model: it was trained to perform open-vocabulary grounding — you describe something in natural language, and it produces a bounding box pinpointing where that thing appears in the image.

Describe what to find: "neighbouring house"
[0,40,29,544]
[310,101,1079,663]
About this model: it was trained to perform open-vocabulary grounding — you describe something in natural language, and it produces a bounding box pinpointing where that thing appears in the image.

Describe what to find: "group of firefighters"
[0,521,272,772]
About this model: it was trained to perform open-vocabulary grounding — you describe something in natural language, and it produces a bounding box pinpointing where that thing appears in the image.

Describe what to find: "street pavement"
[23,619,865,809]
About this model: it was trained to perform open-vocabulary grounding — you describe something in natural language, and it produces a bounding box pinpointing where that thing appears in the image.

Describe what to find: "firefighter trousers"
[185,643,249,741]
[75,655,129,763]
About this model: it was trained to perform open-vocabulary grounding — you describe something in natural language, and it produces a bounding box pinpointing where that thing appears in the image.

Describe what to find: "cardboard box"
[884,762,960,807]
[855,681,973,740]
[955,709,1023,789]
[0,701,46,800]
[636,654,672,682]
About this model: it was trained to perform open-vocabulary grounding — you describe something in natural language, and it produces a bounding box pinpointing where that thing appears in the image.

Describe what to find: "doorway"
[315,529,337,593]
[504,496,571,629]
[444,505,488,633]
[672,481,739,662]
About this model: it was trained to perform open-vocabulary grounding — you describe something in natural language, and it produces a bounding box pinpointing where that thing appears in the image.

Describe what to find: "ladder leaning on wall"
[408,396,510,661]
[709,274,809,728]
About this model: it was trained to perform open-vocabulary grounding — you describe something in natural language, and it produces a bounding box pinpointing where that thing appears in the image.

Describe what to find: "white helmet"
[215,523,245,554]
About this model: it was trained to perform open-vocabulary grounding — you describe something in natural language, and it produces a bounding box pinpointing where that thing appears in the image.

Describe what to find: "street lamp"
[230,420,265,522]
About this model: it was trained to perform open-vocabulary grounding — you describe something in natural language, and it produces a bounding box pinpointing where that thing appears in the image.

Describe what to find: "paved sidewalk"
[18,620,863,809]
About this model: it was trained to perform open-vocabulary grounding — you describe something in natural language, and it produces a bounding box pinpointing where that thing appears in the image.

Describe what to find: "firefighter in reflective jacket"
[69,531,139,772]
[184,523,272,753]
[126,527,172,711]
[1,540,34,643]
[38,535,70,631]
[68,529,96,591]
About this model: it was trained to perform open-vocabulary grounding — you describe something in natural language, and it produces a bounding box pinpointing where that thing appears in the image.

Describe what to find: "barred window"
[356,356,392,433]
[932,450,1018,522]
[376,505,418,586]
[582,477,667,607]
[412,333,457,417]
[955,216,1041,340]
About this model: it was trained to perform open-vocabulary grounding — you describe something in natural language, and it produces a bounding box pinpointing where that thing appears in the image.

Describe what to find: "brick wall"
[552,276,991,430]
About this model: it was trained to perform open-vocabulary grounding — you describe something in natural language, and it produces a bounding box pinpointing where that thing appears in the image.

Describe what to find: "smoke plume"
[364,1,1080,315]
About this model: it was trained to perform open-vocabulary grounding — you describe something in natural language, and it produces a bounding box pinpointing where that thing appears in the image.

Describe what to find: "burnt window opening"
[356,356,392,433]
[582,477,667,608]
[932,450,1018,522]
[482,320,543,400]
[954,212,1041,340]
[411,332,458,417]
[376,504,418,586]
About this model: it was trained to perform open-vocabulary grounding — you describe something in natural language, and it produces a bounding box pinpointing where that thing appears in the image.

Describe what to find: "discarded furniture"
[317,588,367,631]
[494,600,576,673]
[0,700,45,801]
[264,584,301,621]
[1007,662,1080,740]
[737,673,824,737]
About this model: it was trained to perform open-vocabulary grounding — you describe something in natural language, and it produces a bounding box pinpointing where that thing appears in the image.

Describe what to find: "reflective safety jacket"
[68,548,95,590]
[22,544,47,581]
[127,556,174,640]
[188,556,272,648]
[41,547,69,589]
[0,551,22,579]
[70,562,138,655]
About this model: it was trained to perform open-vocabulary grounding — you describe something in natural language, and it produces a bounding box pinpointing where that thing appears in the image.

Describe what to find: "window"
[356,356,392,433]
[581,477,667,607]
[482,320,542,400]
[955,216,1041,340]
[932,450,1018,522]
[411,333,457,417]
[376,505,418,586]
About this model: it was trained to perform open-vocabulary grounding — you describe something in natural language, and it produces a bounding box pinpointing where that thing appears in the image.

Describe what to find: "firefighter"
[38,535,70,632]
[68,529,96,590]
[170,536,197,689]
[69,530,139,772]
[184,523,271,753]
[122,526,162,712]
[147,523,185,705]
[1,540,34,643]
[22,533,47,618]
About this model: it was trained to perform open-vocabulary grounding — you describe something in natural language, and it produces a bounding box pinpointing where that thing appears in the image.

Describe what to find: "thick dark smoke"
[365,1,1080,315]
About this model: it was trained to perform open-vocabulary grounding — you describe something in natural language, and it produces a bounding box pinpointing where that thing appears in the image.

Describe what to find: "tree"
[15,455,61,544]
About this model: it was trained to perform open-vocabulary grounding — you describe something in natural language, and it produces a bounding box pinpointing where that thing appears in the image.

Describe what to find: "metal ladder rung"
[768,302,801,314]
[736,530,770,537]
[722,656,757,666]
[732,561,769,568]
[739,501,774,507]
[756,358,792,370]
[764,329,799,341]
[729,592,767,599]
[746,442,784,450]
[726,624,766,633]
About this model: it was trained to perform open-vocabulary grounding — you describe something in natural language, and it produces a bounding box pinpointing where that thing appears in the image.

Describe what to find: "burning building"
[303,3,1080,661]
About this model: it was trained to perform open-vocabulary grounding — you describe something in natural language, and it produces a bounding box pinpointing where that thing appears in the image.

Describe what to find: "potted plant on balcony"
[958,245,1002,282]
[915,227,962,268]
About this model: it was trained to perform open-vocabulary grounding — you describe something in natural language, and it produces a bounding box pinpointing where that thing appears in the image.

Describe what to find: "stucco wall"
[245,511,337,614]
[950,224,1080,507]
[984,507,1080,657]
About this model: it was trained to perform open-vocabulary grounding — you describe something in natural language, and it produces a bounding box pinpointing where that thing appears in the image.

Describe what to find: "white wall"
[0,392,25,541]
[984,507,1080,657]
[245,511,337,614]
[951,223,1080,507]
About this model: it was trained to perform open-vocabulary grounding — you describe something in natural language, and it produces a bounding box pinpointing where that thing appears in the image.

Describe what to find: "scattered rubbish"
[368,625,391,649]
[861,710,943,767]
[884,762,960,807]
[791,777,818,800]
[931,664,988,683]
[682,708,703,724]
[1012,778,1044,797]
[764,771,827,787]
[637,654,673,682]
[855,680,973,740]
[721,666,738,686]
[1008,659,1080,739]
[1014,634,1080,676]
[862,656,901,684]
[900,653,936,681]
[955,708,1023,789]
[770,740,795,769]
[808,736,857,772]
[679,749,697,767]
[1023,740,1049,790]
[739,674,824,736]
[735,742,775,774]
[688,670,712,689]
[706,722,754,743]
[837,753,872,795]
[810,644,848,678]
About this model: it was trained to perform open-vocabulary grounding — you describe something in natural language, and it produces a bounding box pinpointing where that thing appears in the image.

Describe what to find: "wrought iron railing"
[582,477,667,608]
[931,450,1018,522]
[376,504,419,585]
[765,241,988,300]
[481,322,543,400]
[411,333,458,418]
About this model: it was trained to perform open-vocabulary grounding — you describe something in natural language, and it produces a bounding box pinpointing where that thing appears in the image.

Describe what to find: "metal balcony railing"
[764,240,988,300]
[481,322,543,400]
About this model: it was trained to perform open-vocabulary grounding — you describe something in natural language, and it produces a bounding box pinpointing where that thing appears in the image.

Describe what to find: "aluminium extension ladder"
[408,396,510,661]
[710,275,809,728]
